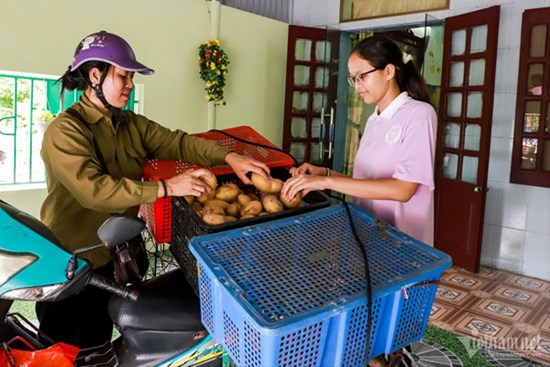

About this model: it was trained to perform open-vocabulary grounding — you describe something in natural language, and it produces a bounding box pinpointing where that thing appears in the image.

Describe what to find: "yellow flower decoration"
[198,39,230,106]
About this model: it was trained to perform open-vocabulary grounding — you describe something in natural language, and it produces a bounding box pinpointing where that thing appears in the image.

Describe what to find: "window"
[0,71,140,189]
[510,8,550,187]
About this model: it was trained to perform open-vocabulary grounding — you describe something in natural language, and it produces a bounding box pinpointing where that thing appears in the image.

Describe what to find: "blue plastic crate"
[189,203,452,367]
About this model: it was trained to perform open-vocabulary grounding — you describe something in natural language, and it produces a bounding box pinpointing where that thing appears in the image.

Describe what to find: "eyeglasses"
[347,68,379,87]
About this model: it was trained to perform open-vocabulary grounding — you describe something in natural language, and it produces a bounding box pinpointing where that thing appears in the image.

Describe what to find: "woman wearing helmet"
[37,30,270,348]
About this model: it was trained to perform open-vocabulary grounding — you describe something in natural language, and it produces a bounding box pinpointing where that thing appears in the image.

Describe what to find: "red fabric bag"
[0,339,79,367]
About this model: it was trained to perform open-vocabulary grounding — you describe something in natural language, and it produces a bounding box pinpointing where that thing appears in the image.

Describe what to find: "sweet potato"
[216,183,240,202]
[280,191,302,209]
[202,213,226,225]
[261,194,284,213]
[240,200,262,217]
[199,173,218,190]
[225,203,241,217]
[251,173,283,194]
[197,190,216,204]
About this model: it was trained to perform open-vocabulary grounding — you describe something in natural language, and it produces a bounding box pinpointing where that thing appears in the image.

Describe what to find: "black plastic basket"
[170,167,331,292]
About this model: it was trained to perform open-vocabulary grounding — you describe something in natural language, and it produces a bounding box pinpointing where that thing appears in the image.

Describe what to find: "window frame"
[0,71,71,188]
[0,71,140,189]
[510,7,550,188]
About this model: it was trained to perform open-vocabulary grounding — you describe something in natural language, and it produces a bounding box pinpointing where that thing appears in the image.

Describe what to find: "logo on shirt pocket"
[385,125,402,144]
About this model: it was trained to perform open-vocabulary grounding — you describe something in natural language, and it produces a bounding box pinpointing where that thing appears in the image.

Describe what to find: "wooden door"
[434,6,500,272]
[283,25,340,167]
[510,7,550,187]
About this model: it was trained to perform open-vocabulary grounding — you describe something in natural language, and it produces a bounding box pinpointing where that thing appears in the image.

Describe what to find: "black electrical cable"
[331,194,374,365]
[209,128,374,365]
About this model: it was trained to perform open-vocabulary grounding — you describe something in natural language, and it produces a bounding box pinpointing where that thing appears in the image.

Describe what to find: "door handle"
[328,107,334,159]
[319,107,325,161]
[474,186,489,192]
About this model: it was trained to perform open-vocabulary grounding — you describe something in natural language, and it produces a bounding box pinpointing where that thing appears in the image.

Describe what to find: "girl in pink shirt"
[282,36,437,246]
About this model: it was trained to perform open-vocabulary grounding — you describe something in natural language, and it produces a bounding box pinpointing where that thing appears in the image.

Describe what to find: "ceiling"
[221,0,292,23]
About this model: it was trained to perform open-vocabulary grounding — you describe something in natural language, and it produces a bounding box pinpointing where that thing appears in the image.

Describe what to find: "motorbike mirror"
[97,215,145,249]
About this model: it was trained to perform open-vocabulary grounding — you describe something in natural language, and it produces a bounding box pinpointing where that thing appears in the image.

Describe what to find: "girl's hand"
[225,152,270,185]
[289,163,325,177]
[281,174,329,202]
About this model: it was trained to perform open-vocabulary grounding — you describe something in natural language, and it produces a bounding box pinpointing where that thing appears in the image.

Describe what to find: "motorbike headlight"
[0,250,37,287]
[2,284,65,301]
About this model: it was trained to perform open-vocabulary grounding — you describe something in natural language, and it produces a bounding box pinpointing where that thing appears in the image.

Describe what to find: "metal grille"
[0,72,140,187]
[0,73,66,186]
[222,0,292,23]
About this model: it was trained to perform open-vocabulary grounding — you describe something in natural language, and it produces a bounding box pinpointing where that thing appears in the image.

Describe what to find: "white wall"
[292,0,550,281]
[0,0,288,217]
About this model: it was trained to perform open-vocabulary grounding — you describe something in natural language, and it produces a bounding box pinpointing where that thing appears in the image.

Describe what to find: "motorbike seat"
[108,269,204,332]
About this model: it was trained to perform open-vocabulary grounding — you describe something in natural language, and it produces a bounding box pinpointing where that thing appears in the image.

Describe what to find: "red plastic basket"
[139,125,294,243]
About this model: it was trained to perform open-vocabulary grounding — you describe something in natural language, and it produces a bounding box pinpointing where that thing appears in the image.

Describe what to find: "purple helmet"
[70,31,154,75]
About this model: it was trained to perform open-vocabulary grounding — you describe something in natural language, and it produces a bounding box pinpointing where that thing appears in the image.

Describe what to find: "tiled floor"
[430,266,550,366]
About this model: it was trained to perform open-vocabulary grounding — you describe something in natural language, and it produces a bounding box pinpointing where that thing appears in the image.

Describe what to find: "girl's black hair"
[351,35,432,105]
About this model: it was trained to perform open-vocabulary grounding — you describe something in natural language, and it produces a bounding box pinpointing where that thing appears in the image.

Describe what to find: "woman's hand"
[160,168,216,198]
[289,163,325,177]
[281,174,329,202]
[224,152,270,185]
[283,163,329,201]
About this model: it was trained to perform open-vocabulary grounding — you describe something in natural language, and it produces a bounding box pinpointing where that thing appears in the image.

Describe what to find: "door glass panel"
[295,39,311,61]
[290,142,305,163]
[312,92,327,113]
[462,156,478,184]
[294,65,310,86]
[523,101,541,133]
[292,91,309,112]
[466,92,482,118]
[442,153,458,179]
[451,29,466,56]
[447,93,462,117]
[291,117,307,138]
[314,67,330,88]
[543,141,550,171]
[468,59,485,86]
[311,117,322,139]
[464,124,481,151]
[449,62,464,87]
[315,40,331,62]
[444,122,461,148]
[527,64,543,96]
[521,138,537,170]
[530,25,547,57]
[310,142,321,164]
[470,25,488,53]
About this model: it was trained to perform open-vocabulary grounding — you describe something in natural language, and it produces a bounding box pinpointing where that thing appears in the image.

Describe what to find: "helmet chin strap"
[93,83,124,124]
[80,66,124,124]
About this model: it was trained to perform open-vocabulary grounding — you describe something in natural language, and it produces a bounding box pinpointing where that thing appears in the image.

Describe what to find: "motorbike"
[0,198,222,367]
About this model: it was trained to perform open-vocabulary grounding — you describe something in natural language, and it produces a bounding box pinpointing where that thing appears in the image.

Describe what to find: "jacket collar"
[79,94,109,125]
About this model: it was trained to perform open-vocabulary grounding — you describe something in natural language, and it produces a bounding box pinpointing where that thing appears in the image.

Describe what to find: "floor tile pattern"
[430,266,550,366]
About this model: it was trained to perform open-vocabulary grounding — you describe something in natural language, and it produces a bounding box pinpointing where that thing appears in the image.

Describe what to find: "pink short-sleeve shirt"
[352,92,437,245]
